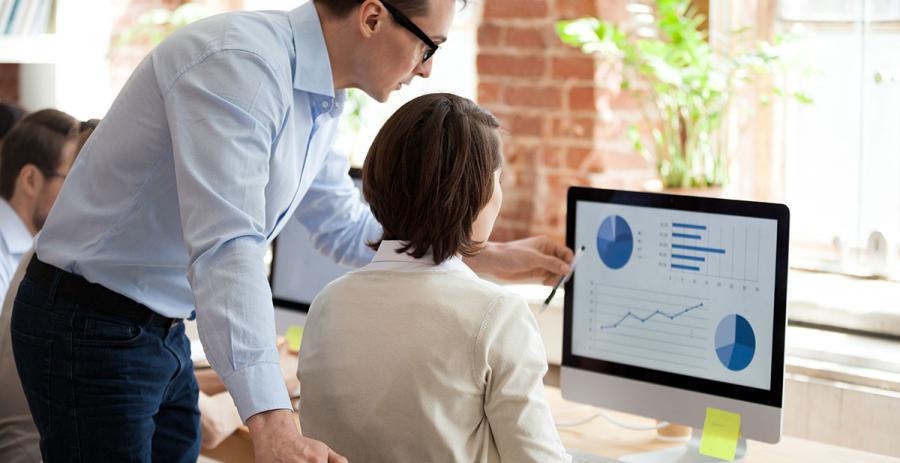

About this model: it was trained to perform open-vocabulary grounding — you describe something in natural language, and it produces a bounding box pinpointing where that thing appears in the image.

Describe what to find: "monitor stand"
[619,431,746,462]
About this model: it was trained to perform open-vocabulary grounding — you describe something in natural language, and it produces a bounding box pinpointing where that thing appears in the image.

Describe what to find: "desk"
[201,386,898,463]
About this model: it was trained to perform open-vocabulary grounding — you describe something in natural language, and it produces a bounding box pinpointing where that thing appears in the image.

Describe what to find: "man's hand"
[247,409,347,463]
[466,236,574,285]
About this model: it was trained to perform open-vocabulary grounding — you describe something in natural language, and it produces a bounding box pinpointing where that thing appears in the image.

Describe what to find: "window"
[777,0,900,281]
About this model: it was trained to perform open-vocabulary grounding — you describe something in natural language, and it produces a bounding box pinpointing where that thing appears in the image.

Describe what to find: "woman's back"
[298,243,570,462]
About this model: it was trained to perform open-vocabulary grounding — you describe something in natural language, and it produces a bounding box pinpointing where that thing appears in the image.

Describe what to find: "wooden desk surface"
[202,386,898,462]
[546,388,897,462]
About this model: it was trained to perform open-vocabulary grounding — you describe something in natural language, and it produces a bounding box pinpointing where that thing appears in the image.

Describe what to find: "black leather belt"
[25,256,182,328]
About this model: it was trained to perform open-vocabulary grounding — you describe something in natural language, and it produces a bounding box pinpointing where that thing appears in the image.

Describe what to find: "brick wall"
[479,0,653,244]
[0,64,19,103]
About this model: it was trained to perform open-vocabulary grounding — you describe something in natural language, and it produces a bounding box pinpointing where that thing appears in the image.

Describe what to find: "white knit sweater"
[298,241,571,463]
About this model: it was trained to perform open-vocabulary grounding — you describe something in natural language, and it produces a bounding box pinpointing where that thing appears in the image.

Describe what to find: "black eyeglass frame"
[359,0,440,63]
[38,168,67,180]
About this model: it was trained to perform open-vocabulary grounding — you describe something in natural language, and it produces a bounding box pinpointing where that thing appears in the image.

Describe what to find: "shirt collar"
[288,1,336,98]
[368,240,477,277]
[0,199,33,254]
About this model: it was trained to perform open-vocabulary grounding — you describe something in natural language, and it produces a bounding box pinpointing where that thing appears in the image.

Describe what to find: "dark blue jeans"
[10,274,200,463]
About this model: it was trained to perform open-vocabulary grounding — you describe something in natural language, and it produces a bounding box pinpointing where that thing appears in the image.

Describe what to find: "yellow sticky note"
[699,407,741,461]
[285,325,304,352]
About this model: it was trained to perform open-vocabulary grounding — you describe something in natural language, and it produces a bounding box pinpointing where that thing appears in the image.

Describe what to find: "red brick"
[477,82,503,105]
[510,114,543,137]
[0,64,20,103]
[557,0,598,19]
[541,147,563,168]
[552,57,595,80]
[568,85,597,111]
[505,27,548,49]
[506,86,563,109]
[484,0,549,19]
[478,23,503,47]
[504,144,541,166]
[566,147,595,170]
[551,116,596,139]
[519,171,539,190]
[477,54,546,78]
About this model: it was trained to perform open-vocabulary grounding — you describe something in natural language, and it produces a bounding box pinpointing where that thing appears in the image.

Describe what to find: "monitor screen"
[270,168,365,312]
[563,188,789,410]
[572,202,778,390]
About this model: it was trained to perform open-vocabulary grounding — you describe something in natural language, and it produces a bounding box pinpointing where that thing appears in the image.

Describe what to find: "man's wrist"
[246,408,297,435]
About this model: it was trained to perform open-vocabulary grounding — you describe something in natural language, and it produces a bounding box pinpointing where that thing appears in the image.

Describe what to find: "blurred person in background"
[0,109,82,463]
[0,102,25,141]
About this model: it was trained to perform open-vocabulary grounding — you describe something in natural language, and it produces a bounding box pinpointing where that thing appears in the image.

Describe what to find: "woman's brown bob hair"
[363,93,502,264]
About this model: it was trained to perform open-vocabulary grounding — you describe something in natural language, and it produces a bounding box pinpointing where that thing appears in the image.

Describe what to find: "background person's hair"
[363,93,502,264]
[0,109,79,200]
[0,101,26,140]
[77,119,101,153]
[316,0,467,18]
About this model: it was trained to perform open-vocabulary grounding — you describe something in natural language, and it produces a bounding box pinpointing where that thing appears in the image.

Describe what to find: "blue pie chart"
[715,314,756,371]
[596,215,633,270]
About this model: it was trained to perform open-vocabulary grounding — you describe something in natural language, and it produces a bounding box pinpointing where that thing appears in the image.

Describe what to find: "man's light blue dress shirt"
[0,199,32,314]
[35,2,380,421]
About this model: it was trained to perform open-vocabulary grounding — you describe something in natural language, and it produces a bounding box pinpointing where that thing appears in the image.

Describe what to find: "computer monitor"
[270,167,366,332]
[562,187,789,462]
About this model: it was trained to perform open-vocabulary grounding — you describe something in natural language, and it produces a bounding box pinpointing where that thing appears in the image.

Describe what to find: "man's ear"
[358,0,388,38]
[15,164,42,199]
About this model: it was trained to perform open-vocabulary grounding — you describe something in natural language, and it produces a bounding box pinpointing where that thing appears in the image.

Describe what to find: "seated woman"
[298,93,571,462]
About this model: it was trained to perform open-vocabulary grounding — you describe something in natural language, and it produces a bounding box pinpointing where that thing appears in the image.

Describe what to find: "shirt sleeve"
[476,294,572,463]
[162,49,291,422]
[291,146,380,268]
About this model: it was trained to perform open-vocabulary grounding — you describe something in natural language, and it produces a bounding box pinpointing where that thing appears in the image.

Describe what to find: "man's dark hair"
[363,93,502,264]
[0,101,26,140]
[0,109,79,200]
[316,0,466,18]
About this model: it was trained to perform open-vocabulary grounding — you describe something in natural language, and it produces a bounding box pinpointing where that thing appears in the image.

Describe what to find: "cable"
[555,410,671,431]
[557,411,695,444]
[655,433,692,443]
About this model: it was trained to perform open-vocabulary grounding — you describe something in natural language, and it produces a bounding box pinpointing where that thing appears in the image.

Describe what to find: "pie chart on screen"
[715,314,756,372]
[596,215,633,269]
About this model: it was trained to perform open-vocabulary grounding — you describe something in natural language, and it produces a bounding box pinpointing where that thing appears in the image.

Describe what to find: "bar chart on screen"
[661,220,762,285]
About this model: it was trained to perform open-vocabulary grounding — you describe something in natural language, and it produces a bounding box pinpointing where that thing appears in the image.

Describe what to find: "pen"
[540,245,586,313]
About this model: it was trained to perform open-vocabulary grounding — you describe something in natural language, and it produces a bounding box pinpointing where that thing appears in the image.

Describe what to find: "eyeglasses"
[39,169,67,180]
[359,0,439,63]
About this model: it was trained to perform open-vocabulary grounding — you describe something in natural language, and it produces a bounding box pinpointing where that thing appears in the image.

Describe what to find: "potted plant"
[557,0,810,191]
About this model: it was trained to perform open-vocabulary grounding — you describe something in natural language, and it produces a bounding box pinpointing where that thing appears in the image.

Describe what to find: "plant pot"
[641,178,729,199]
[662,186,726,199]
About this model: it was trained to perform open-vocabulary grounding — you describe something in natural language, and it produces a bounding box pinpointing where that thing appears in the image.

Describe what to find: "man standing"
[0,109,80,463]
[11,1,573,462]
